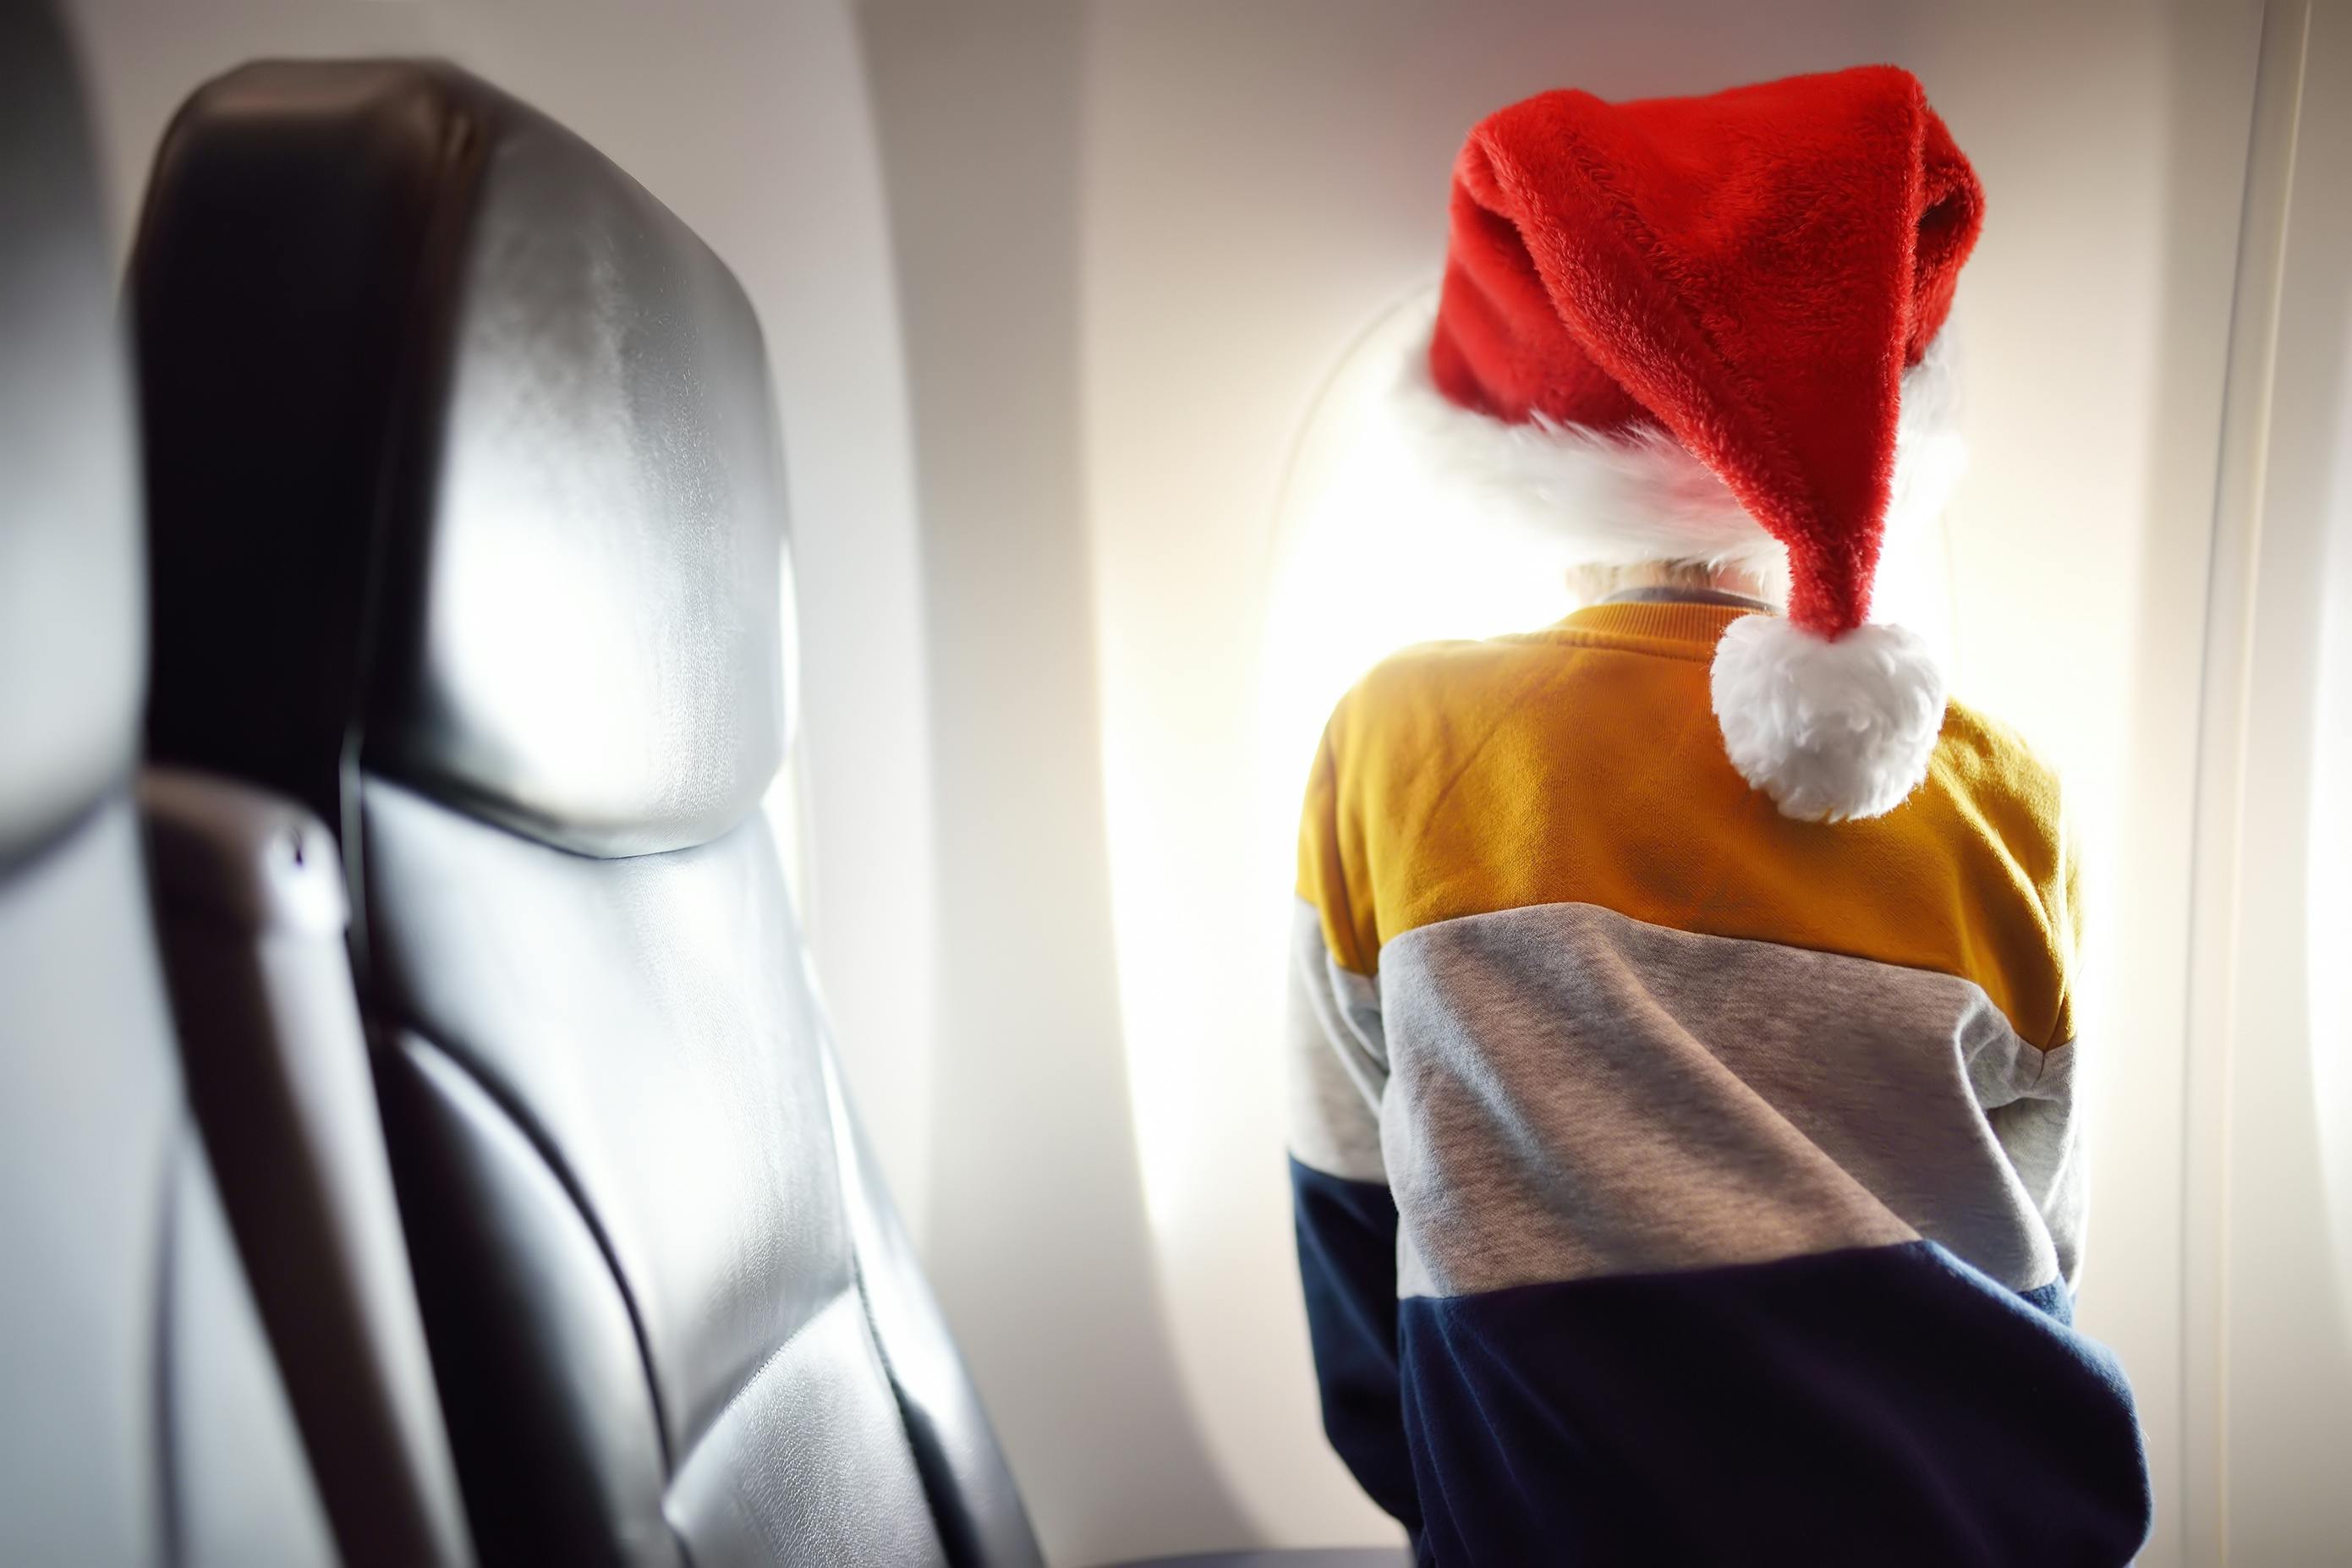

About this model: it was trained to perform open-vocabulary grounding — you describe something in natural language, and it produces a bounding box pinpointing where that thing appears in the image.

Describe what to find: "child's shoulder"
[1926,697,2081,1044]
[1931,695,2068,849]
[1313,633,1557,789]
[1346,632,1538,702]
[1324,630,1573,741]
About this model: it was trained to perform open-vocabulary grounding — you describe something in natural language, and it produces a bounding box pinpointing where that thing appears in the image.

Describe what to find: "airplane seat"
[134,60,1044,1567]
[133,57,1411,1568]
[0,7,337,1564]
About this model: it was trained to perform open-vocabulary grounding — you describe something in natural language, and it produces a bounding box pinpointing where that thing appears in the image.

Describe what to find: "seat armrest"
[140,766,474,1568]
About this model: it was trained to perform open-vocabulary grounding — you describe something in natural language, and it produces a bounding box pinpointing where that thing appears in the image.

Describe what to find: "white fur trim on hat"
[1710,616,1947,822]
[1381,316,1965,575]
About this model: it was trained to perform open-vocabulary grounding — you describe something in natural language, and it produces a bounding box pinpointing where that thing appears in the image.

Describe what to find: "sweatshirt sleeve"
[1985,786,2092,1293]
[1287,721,1419,1535]
[2040,816,2091,1290]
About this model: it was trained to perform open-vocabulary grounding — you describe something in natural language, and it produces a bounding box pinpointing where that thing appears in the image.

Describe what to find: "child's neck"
[1573,560,1783,611]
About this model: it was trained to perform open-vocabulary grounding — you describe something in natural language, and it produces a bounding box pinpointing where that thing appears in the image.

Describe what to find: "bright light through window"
[1255,288,1576,874]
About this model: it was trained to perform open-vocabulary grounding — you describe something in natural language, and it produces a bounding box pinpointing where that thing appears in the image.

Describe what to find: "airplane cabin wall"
[2197,5,2352,1557]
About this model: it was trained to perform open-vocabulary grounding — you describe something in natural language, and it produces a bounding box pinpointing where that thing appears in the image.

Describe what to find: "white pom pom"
[1709,616,1947,823]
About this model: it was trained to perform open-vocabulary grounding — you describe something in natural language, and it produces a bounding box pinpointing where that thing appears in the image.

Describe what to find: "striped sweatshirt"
[1286,600,2152,1565]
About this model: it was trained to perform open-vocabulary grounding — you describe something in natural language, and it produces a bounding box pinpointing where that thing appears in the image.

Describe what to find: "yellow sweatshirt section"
[1297,601,2081,1050]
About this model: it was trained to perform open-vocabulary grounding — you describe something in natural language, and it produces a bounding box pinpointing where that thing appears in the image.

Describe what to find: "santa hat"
[1397,65,1984,821]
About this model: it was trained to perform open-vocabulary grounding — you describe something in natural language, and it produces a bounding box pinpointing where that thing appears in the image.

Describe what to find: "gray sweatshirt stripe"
[1287,898,1389,1183]
[1288,897,2081,1301]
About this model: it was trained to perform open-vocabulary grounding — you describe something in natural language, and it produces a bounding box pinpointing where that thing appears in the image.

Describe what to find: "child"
[1286,66,2152,1565]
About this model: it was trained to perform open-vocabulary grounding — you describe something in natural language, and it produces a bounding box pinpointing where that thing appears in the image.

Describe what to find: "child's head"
[1400,67,1981,821]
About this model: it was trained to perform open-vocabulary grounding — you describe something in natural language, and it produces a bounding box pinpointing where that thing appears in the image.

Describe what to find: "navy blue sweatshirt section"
[1398,1241,2151,1566]
[1291,1159,1421,1537]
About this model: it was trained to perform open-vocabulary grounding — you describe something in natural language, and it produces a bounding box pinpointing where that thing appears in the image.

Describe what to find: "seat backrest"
[134,61,1040,1568]
[0,9,336,1565]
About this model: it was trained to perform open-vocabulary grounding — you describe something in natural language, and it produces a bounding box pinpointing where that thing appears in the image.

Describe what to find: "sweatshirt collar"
[1547,596,1772,655]
[1598,585,1777,612]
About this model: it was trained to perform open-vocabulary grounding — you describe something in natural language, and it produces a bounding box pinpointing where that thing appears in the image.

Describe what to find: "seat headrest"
[0,3,143,866]
[138,62,787,859]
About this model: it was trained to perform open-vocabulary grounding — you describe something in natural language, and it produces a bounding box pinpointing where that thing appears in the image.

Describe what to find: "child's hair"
[1566,556,1790,609]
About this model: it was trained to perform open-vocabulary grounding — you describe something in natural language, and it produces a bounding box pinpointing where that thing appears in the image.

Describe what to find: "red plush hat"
[1401,65,1984,820]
